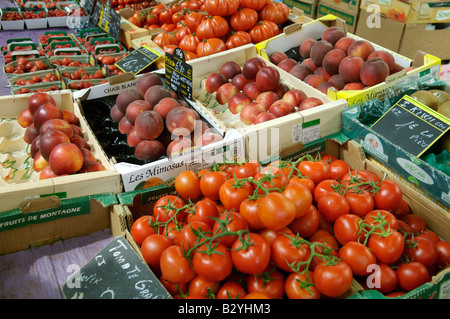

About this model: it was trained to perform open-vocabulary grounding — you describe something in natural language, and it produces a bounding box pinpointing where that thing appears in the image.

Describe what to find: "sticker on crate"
[61,235,172,299]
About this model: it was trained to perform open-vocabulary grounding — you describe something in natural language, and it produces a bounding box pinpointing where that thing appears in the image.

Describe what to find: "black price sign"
[371,95,450,157]
[165,48,193,100]
[115,45,162,74]
[81,0,95,15]
[90,3,120,41]
[61,236,172,299]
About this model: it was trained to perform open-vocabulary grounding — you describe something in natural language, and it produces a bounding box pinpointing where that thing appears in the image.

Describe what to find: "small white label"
[302,123,320,144]
[292,124,302,143]
[436,9,450,21]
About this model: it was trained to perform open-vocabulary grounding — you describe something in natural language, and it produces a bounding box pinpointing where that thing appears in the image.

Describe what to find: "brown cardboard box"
[360,0,450,24]
[356,9,450,60]
[284,0,319,18]
[317,0,361,32]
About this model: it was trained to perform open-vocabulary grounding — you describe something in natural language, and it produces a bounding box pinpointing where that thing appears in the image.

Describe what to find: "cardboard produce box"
[188,43,347,163]
[0,193,128,256]
[118,9,150,49]
[258,14,441,106]
[316,0,361,32]
[360,0,450,25]
[0,90,122,215]
[283,0,319,19]
[356,6,450,60]
[117,136,450,299]
[73,74,246,193]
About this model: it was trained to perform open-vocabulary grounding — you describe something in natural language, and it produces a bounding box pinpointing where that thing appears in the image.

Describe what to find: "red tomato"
[329,159,351,180]
[297,159,330,185]
[313,261,353,297]
[436,241,450,269]
[393,199,410,219]
[288,205,320,238]
[256,192,296,230]
[239,199,265,230]
[219,178,254,212]
[345,190,374,217]
[374,179,402,211]
[231,233,271,275]
[131,215,157,246]
[192,243,233,282]
[417,229,440,244]
[271,233,311,272]
[369,263,398,294]
[216,281,247,299]
[396,261,429,292]
[178,221,212,253]
[254,165,288,193]
[232,161,261,178]
[313,179,339,203]
[160,245,196,285]
[175,170,201,200]
[309,229,339,250]
[317,191,350,223]
[364,210,399,231]
[140,234,173,270]
[403,235,438,267]
[188,275,219,299]
[333,214,363,245]
[200,171,228,200]
[285,271,321,299]
[278,182,311,221]
[153,195,186,224]
[258,227,294,246]
[160,274,188,297]
[288,176,315,193]
[246,265,285,299]
[339,241,377,276]
[403,214,426,233]
[212,210,249,248]
[368,230,404,264]
[188,199,220,227]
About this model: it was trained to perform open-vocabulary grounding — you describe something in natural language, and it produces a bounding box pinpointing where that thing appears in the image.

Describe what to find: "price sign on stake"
[165,48,193,100]
[370,95,450,157]
[61,236,172,299]
[115,45,162,75]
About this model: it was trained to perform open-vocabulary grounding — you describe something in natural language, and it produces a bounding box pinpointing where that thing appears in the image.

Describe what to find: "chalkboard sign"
[371,95,450,157]
[61,236,172,299]
[94,4,121,41]
[115,45,162,74]
[90,1,101,26]
[81,0,95,15]
[165,48,193,100]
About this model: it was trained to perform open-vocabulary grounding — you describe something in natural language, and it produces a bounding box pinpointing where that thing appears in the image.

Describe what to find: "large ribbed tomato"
[259,1,290,25]
[185,10,206,33]
[225,31,252,49]
[239,0,268,11]
[196,38,227,57]
[230,7,258,31]
[248,20,279,44]
[196,15,230,39]
[153,32,178,48]
[178,33,201,53]
[204,0,239,16]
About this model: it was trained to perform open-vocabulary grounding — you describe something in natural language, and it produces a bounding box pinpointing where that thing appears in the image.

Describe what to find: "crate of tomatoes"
[117,137,450,299]
[0,7,25,30]
[21,1,48,29]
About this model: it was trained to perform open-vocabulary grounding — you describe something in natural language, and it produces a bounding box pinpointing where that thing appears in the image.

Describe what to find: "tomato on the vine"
[403,214,426,233]
[374,179,402,212]
[344,190,374,217]
[232,161,261,179]
[188,199,220,227]
[256,192,296,230]
[253,165,288,193]
[271,233,311,272]
[288,205,320,238]
[338,241,376,276]
[178,220,212,253]
[396,261,429,292]
[333,214,364,246]
[231,233,271,275]
[367,230,404,264]
[199,170,228,200]
[313,261,353,298]
[188,275,219,299]
[403,235,438,267]
[192,243,233,282]
[285,271,321,299]
[140,234,173,270]
[131,215,157,246]
[239,198,265,230]
[216,281,247,299]
[297,158,330,185]
[175,170,201,200]
[212,210,249,248]
[153,195,186,224]
[246,265,285,299]
[219,178,254,212]
[317,191,350,223]
[282,181,312,219]
[160,245,196,285]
